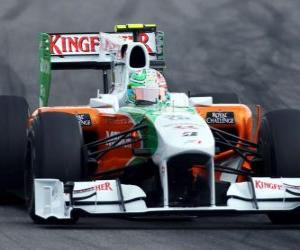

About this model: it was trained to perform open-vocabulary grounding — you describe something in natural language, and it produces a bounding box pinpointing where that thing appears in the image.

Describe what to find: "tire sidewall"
[25,112,83,223]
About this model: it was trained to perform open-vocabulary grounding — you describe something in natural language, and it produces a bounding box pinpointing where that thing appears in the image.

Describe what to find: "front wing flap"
[34,179,147,219]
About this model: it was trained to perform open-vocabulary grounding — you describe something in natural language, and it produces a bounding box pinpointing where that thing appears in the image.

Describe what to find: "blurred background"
[1,2,300,249]
[1,0,300,111]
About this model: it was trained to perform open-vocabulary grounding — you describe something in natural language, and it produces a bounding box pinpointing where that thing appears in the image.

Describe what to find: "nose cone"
[152,111,215,163]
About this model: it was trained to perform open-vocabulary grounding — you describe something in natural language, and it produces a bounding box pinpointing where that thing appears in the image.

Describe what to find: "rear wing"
[39,24,166,107]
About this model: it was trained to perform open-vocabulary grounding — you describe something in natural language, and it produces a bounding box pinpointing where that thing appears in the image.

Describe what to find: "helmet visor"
[134,87,160,103]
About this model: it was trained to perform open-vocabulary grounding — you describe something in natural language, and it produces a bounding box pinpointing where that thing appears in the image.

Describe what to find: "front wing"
[34,178,300,219]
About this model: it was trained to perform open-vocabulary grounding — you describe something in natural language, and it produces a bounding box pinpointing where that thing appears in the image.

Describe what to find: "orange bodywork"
[31,106,141,176]
[30,103,257,180]
[196,104,253,143]
[194,104,255,181]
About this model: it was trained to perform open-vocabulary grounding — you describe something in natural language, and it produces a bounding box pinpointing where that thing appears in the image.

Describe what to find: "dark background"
[1,0,300,249]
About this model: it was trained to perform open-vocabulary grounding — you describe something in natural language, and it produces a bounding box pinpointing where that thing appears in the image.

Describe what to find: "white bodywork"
[111,42,150,106]
[228,178,300,210]
[153,111,215,162]
[89,93,120,111]
[35,177,300,219]
[189,96,213,106]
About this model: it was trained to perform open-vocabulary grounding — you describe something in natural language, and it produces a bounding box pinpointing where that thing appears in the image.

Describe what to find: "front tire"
[258,109,300,224]
[25,112,84,224]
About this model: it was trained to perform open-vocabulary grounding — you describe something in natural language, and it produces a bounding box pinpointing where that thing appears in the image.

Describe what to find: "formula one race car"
[1,24,300,224]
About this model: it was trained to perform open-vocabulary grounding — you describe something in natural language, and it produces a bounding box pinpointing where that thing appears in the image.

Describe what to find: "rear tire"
[0,96,29,193]
[25,112,84,224]
[258,109,300,224]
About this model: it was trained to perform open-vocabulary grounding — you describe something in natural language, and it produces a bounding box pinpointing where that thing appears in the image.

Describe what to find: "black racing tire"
[259,109,300,177]
[189,92,240,104]
[25,112,84,224]
[0,95,29,192]
[267,212,300,225]
[258,109,300,224]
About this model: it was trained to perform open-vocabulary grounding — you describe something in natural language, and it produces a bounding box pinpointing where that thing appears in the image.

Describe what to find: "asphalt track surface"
[1,0,300,249]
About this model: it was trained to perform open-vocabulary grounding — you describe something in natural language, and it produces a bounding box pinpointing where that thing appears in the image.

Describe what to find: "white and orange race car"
[1,24,300,224]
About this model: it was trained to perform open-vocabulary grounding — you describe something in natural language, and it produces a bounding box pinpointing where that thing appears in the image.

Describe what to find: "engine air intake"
[130,46,146,68]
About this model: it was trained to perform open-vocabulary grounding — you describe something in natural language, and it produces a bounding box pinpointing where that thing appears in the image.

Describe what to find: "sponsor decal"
[163,122,201,128]
[156,31,164,60]
[185,139,202,144]
[50,34,100,55]
[101,34,122,53]
[255,180,283,190]
[138,33,153,53]
[102,32,153,53]
[182,131,198,137]
[174,124,199,130]
[104,117,131,125]
[95,182,113,192]
[76,114,92,126]
[73,182,113,194]
[206,112,235,124]
[50,32,155,55]
[105,131,133,148]
[165,115,191,121]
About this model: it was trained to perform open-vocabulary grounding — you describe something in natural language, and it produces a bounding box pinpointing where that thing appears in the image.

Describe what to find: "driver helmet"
[127,68,167,104]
